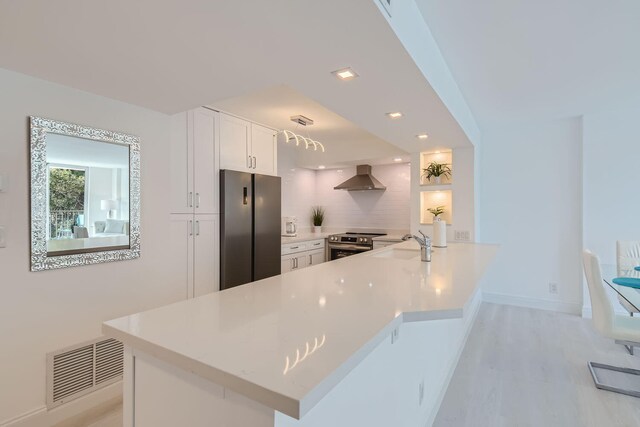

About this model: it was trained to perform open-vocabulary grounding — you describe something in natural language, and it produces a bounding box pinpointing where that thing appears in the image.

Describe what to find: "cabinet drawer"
[281,242,307,255]
[281,239,325,255]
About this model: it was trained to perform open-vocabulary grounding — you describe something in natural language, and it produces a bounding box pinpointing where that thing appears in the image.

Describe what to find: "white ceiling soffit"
[416,0,640,129]
[0,0,473,152]
[211,85,406,168]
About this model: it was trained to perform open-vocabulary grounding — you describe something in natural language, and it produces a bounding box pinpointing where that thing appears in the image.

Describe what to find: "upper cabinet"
[170,107,219,214]
[219,112,277,176]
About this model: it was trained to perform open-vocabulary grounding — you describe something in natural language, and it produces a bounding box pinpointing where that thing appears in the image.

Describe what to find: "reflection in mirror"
[46,134,130,255]
[30,116,140,271]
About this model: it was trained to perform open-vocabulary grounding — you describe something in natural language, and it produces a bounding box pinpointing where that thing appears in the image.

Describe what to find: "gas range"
[327,232,387,260]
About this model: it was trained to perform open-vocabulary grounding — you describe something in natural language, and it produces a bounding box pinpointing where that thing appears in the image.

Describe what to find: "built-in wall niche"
[420,190,452,225]
[420,150,452,186]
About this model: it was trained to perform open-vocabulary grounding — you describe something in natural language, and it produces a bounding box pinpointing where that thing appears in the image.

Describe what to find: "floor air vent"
[47,337,123,408]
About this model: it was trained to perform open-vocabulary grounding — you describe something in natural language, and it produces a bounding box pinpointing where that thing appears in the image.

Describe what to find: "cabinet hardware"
[291,246,299,250]
[189,220,193,236]
[247,155,252,168]
[253,156,257,169]
[195,221,200,236]
[309,254,312,264]
[189,192,193,208]
[196,193,200,208]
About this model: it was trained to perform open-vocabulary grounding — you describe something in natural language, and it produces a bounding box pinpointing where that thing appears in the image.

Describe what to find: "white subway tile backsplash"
[278,145,410,231]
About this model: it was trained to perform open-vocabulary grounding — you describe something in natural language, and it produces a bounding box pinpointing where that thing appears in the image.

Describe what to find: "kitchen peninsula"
[103,241,497,427]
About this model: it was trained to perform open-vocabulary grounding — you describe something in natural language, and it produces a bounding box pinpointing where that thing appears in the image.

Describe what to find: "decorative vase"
[433,176,442,185]
[314,226,322,234]
[433,217,447,248]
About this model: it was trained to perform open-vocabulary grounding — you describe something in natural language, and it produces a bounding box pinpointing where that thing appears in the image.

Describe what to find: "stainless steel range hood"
[334,165,386,191]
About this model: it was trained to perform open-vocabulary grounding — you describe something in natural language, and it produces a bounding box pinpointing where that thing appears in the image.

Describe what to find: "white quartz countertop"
[103,241,497,419]
[281,232,332,244]
[372,234,407,242]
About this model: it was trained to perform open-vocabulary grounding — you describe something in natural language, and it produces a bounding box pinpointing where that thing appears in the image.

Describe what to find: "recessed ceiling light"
[416,134,429,140]
[386,112,403,119]
[318,165,326,170]
[332,67,359,81]
[393,157,403,162]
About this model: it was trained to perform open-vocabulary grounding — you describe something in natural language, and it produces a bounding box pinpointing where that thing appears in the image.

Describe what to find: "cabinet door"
[193,214,219,297]
[169,112,194,214]
[219,113,250,173]
[250,123,277,176]
[308,249,325,266]
[192,108,219,214]
[295,254,309,270]
[281,255,294,274]
[169,214,194,299]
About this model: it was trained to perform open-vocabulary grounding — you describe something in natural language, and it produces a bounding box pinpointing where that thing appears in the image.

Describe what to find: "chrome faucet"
[411,231,432,262]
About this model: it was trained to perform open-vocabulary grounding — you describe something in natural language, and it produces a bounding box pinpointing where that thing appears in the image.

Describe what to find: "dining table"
[601,264,640,312]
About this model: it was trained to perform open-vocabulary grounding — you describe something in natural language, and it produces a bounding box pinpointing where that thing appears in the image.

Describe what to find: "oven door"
[329,244,371,261]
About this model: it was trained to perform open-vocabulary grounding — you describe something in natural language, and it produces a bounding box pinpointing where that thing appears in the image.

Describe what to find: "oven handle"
[328,244,371,251]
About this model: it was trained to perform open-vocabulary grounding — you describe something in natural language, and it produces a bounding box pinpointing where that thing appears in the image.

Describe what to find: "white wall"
[315,164,411,233]
[477,118,583,314]
[0,68,186,424]
[582,107,640,315]
[278,143,318,229]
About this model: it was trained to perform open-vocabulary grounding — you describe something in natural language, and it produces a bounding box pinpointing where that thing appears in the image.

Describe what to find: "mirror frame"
[30,116,141,271]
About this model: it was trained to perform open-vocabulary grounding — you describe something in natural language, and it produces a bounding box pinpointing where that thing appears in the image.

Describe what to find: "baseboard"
[425,288,483,427]
[1,381,122,427]
[482,291,582,315]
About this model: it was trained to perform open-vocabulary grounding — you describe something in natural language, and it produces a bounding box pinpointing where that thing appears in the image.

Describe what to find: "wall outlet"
[418,380,424,406]
[390,327,400,344]
[0,226,6,248]
[549,282,558,294]
[454,230,471,241]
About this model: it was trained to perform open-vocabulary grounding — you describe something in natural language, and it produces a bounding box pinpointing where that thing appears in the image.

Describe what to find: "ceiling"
[416,0,640,129]
[211,85,408,168]
[0,0,473,156]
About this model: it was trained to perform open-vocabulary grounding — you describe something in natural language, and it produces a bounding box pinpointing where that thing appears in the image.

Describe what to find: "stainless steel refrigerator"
[220,170,281,290]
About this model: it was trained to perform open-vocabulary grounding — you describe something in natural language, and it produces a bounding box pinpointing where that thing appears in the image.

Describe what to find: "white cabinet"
[218,113,250,173]
[170,214,219,298]
[170,108,219,214]
[219,112,277,176]
[281,239,325,273]
[281,253,309,273]
[308,249,325,266]
[250,123,277,176]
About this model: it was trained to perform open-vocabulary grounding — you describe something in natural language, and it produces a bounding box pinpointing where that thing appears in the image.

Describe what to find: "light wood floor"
[68,303,640,426]
[434,303,640,427]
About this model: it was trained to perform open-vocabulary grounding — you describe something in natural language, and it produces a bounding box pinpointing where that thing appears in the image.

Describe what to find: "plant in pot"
[311,206,325,234]
[427,205,445,221]
[422,161,452,185]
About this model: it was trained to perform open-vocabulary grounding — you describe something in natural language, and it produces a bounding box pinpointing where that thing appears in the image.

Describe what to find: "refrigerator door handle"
[243,187,248,205]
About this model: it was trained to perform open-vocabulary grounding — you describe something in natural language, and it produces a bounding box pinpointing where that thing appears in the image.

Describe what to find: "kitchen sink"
[371,248,420,260]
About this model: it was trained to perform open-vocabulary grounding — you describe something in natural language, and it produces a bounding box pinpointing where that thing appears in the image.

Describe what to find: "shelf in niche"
[420,150,453,186]
[420,190,452,225]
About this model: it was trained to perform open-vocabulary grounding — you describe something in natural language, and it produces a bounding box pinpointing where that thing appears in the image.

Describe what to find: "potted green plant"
[311,206,325,234]
[427,205,445,220]
[422,161,452,185]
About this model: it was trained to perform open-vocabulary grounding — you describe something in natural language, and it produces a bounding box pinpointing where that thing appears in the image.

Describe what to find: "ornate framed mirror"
[30,116,140,271]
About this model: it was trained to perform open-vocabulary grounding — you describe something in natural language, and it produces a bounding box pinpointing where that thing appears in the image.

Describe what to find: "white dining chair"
[583,250,640,397]
[616,241,640,354]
